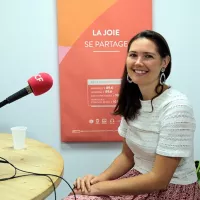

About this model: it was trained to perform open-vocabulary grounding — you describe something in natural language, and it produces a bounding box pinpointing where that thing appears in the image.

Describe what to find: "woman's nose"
[135,57,143,65]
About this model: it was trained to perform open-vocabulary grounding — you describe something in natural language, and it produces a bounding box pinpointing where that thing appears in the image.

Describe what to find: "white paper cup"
[11,126,27,150]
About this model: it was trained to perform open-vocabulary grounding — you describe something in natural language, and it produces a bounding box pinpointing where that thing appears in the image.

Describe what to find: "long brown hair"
[113,30,172,120]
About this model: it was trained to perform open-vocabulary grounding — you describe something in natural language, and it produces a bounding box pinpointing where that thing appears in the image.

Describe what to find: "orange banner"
[58,0,152,142]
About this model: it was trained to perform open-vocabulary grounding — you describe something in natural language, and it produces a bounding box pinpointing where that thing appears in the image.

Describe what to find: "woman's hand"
[73,174,104,193]
[70,182,101,196]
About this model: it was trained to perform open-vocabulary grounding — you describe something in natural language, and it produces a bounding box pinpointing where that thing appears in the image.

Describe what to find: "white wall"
[153,0,200,158]
[0,0,199,199]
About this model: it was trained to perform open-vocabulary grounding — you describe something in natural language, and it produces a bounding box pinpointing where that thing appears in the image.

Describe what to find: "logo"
[35,74,44,82]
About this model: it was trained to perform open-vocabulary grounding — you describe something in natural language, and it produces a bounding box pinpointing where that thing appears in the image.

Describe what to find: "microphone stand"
[0,100,7,108]
[0,86,32,108]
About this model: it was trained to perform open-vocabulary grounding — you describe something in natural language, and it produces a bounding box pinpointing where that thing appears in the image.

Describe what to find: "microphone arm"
[0,100,7,108]
[0,86,32,108]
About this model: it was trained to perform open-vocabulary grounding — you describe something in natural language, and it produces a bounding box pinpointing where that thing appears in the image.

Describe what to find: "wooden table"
[0,133,64,200]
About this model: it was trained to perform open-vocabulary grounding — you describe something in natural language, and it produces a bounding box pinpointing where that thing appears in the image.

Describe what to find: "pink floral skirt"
[63,169,200,200]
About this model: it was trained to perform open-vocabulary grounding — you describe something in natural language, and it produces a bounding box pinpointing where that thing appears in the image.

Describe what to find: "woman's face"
[126,38,169,87]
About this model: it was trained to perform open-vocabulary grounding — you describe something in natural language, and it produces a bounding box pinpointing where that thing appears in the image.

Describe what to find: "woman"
[64,30,200,200]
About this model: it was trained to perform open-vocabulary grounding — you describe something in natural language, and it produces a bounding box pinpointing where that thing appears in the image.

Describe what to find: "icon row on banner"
[89,118,115,124]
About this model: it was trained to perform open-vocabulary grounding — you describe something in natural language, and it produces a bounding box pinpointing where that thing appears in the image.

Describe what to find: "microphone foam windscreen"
[28,73,53,96]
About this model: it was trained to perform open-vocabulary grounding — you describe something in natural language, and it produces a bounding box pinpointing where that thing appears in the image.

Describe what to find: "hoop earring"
[160,67,166,85]
[127,74,132,83]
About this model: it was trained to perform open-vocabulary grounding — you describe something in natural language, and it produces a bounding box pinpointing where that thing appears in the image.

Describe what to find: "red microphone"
[28,72,53,96]
[0,72,53,108]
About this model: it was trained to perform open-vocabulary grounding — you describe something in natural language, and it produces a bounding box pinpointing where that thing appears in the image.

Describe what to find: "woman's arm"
[97,138,135,181]
[73,154,181,195]
[73,138,134,193]
[88,154,181,196]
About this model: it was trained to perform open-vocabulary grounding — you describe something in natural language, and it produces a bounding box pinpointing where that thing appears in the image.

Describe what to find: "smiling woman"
[126,39,166,82]
[125,37,170,101]
[113,30,172,121]
[63,30,200,200]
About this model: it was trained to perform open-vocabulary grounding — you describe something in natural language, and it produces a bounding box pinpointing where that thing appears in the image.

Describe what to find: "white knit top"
[118,88,197,185]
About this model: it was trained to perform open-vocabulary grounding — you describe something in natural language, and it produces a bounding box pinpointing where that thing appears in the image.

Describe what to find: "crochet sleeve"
[156,99,196,157]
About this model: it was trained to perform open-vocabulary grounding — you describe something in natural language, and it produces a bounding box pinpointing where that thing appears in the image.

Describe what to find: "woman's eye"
[145,55,153,58]
[129,53,137,57]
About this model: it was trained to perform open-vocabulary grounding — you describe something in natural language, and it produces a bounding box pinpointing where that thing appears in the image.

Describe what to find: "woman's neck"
[139,84,169,101]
